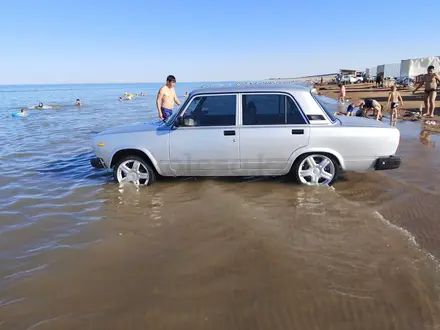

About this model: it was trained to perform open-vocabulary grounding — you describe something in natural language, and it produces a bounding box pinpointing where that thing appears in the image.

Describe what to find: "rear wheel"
[113,155,155,186]
[293,153,339,185]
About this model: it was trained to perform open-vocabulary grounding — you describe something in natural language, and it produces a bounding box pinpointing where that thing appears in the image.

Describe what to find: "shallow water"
[1,83,440,329]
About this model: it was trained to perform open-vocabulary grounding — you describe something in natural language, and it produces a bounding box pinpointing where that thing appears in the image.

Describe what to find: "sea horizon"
[0,80,265,88]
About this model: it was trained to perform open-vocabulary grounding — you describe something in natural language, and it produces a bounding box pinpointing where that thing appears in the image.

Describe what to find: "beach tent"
[377,65,385,76]
[366,67,376,77]
[368,66,377,77]
[383,63,400,78]
[400,56,440,78]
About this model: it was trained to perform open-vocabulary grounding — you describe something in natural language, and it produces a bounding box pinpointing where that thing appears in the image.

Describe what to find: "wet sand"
[3,141,440,330]
[2,83,440,329]
[2,172,440,330]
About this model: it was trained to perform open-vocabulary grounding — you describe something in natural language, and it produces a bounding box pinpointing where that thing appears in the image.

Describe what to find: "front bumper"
[90,157,106,169]
[374,156,401,170]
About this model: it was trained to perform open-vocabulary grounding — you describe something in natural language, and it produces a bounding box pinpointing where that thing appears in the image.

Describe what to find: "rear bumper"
[374,156,401,170]
[90,157,106,169]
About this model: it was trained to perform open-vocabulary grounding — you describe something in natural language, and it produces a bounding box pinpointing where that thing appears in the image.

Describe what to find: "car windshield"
[311,94,337,123]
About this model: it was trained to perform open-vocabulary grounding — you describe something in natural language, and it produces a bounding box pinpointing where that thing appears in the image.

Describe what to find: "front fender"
[107,146,163,175]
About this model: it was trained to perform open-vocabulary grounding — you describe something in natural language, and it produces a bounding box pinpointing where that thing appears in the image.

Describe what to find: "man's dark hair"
[428,65,434,70]
[167,75,176,83]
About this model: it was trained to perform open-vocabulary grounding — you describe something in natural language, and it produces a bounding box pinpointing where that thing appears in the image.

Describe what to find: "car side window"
[183,95,236,127]
[242,94,285,125]
[242,94,306,125]
[286,96,306,124]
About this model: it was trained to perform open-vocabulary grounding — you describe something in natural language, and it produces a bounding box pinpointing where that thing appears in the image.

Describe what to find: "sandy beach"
[316,81,439,116]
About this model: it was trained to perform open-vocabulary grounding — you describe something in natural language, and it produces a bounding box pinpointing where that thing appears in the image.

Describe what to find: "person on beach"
[156,75,180,120]
[413,65,440,118]
[346,101,363,116]
[338,84,346,103]
[387,86,404,125]
[358,99,383,120]
[375,75,381,88]
[332,101,361,116]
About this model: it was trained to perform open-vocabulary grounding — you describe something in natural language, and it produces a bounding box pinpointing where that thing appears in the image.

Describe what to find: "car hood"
[337,116,390,128]
[97,120,165,136]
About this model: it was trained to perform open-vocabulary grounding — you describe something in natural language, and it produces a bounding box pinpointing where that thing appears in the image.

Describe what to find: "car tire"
[113,155,155,186]
[292,153,340,186]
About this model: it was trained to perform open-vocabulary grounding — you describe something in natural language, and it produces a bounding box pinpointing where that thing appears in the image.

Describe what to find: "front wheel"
[113,156,155,186]
[293,154,339,185]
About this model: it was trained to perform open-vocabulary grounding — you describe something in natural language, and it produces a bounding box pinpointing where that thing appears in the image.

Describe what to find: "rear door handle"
[224,130,235,136]
[291,129,304,135]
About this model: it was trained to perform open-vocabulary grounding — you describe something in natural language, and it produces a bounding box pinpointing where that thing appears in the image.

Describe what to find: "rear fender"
[287,147,345,171]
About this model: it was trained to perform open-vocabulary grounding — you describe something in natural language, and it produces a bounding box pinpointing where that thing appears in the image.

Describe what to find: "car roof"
[190,83,313,95]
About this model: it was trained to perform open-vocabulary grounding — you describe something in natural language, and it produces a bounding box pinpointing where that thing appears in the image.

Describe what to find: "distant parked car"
[340,75,363,84]
[90,84,401,186]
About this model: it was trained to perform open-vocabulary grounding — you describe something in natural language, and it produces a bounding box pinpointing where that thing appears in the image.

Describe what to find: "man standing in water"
[156,75,180,120]
[413,65,440,117]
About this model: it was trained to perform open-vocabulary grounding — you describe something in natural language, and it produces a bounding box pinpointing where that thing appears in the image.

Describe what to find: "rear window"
[311,94,337,123]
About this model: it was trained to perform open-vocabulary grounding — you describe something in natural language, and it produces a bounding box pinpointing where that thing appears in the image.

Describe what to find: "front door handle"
[224,130,235,136]
[291,129,304,135]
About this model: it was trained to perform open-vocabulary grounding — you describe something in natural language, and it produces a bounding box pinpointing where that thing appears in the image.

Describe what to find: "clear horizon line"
[0,79,272,87]
[0,73,340,87]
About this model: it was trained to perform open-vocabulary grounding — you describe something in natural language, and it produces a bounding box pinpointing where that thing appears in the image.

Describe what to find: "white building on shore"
[400,56,440,78]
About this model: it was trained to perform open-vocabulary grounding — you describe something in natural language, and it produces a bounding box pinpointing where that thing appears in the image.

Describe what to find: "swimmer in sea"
[38,102,43,108]
[156,75,180,120]
[184,92,188,98]
[76,99,82,107]
[413,65,440,118]
[119,97,123,102]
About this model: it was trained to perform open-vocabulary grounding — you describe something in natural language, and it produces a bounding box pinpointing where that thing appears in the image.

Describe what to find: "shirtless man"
[358,99,383,120]
[413,65,440,117]
[156,75,180,120]
[387,86,404,125]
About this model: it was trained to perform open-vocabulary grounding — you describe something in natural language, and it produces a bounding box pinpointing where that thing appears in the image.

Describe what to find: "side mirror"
[175,116,196,127]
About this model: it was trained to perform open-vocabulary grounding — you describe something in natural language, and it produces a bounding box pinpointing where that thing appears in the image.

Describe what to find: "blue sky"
[1,0,439,84]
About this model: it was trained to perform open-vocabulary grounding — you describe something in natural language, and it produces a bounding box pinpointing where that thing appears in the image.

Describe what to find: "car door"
[169,93,240,175]
[238,93,310,173]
